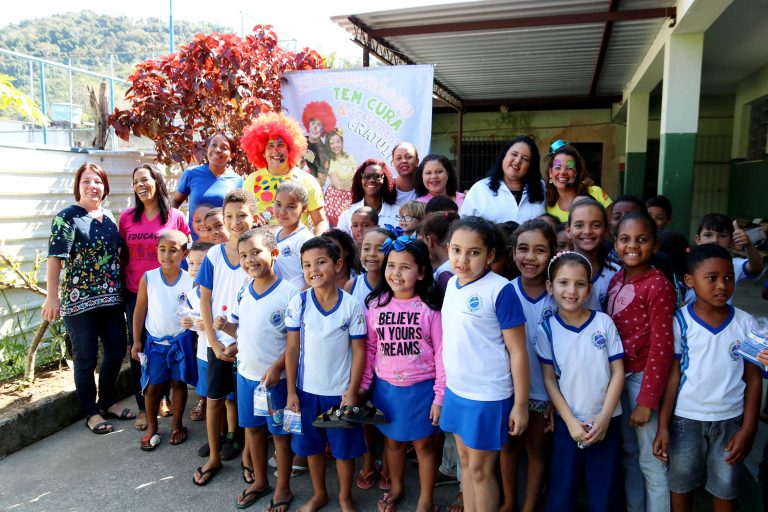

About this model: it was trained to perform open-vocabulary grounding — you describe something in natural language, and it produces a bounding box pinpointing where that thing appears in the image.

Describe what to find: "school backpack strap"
[675,309,689,390]
[540,317,562,377]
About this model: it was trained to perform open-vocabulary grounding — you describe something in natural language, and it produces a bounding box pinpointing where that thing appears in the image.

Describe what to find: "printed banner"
[281,65,434,175]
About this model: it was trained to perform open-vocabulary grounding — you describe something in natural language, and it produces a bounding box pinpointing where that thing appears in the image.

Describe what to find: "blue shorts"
[669,415,743,500]
[291,389,367,460]
[196,358,234,401]
[237,374,288,435]
[372,377,438,442]
[142,340,186,387]
[439,388,512,451]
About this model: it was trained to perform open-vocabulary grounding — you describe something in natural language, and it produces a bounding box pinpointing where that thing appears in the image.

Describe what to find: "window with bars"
[747,95,768,161]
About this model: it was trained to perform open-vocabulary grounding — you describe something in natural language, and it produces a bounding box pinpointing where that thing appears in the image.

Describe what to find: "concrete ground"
[1,279,766,511]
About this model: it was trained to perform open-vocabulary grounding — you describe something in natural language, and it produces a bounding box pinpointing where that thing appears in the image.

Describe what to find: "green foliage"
[0,74,48,123]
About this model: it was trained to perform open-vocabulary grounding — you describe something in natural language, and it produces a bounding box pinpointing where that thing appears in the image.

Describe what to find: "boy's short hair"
[300,236,340,261]
[687,242,733,274]
[223,188,258,216]
[189,241,214,253]
[645,195,672,218]
[238,227,278,251]
[204,207,223,220]
[276,181,309,206]
[157,229,188,250]
[612,194,645,211]
[353,206,378,225]
[399,200,426,218]
[424,195,459,214]
[697,213,734,237]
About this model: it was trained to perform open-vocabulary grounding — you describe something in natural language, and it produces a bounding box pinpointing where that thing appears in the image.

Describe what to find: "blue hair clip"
[383,224,405,238]
[549,139,568,154]
[381,235,413,255]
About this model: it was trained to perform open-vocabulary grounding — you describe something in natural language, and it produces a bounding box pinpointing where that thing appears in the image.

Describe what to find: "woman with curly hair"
[301,100,336,186]
[336,158,399,235]
[240,111,329,235]
[324,128,357,226]
[544,140,612,222]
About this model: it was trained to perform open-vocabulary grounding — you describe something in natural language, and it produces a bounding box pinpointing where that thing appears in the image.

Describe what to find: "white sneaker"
[268,456,278,469]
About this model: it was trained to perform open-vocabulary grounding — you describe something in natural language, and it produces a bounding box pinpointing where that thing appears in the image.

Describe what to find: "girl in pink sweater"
[361,236,445,512]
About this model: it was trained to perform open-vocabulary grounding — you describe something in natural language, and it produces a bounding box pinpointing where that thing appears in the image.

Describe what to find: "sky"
[4,0,472,61]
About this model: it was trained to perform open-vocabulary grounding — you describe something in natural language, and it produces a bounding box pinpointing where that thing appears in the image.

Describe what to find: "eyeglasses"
[397,215,417,222]
[362,173,384,181]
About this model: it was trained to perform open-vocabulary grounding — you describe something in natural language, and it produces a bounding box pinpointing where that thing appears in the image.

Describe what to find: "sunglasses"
[362,173,385,181]
[397,215,417,222]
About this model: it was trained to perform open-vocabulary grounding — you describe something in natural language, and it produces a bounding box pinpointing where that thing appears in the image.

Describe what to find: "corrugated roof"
[331,0,675,108]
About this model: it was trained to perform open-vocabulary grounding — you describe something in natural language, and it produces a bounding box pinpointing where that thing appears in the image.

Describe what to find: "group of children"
[126,177,767,512]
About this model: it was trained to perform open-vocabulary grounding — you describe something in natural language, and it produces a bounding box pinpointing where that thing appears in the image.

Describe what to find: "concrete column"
[658,33,704,234]
[625,93,649,196]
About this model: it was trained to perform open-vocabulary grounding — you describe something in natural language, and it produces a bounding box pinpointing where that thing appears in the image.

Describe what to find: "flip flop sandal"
[141,432,161,451]
[85,419,113,435]
[343,403,388,425]
[312,406,354,429]
[169,427,188,445]
[234,486,273,509]
[379,471,392,491]
[267,496,294,512]
[190,400,206,421]
[103,408,136,420]
[242,463,255,484]
[192,465,222,486]
[356,469,379,490]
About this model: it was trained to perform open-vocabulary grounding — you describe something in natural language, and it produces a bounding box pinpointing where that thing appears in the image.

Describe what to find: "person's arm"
[342,337,366,410]
[652,360,681,462]
[732,221,764,276]
[726,362,761,464]
[199,285,233,362]
[171,191,188,209]
[503,323,529,436]
[541,364,587,443]
[261,353,286,389]
[213,317,238,339]
[41,257,63,322]
[430,310,445,426]
[285,329,301,413]
[130,275,149,361]
[359,309,377,393]
[582,358,624,444]
[309,207,329,236]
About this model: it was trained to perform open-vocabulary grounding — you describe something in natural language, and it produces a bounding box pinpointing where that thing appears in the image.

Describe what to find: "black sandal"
[343,402,388,425]
[312,406,354,429]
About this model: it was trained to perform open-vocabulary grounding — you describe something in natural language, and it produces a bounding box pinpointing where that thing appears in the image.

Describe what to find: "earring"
[549,178,553,184]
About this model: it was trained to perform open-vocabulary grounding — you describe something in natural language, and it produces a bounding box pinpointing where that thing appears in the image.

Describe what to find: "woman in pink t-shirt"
[119,164,189,429]
[414,154,465,209]
[360,236,445,512]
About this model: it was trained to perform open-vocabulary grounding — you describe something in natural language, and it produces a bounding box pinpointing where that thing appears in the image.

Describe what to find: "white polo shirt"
[585,264,617,312]
[275,225,313,291]
[231,277,298,381]
[535,311,624,422]
[285,288,367,396]
[441,271,526,401]
[337,199,400,235]
[184,286,209,361]
[460,178,546,224]
[673,304,755,421]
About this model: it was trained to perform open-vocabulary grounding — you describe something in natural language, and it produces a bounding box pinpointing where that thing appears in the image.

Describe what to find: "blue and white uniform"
[684,256,754,305]
[184,285,212,397]
[349,273,375,307]
[275,226,312,291]
[510,277,556,402]
[284,288,368,459]
[439,271,526,450]
[231,277,298,431]
[585,264,617,312]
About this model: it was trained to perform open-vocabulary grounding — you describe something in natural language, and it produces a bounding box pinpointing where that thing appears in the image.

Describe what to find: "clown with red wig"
[301,101,336,186]
[240,112,329,235]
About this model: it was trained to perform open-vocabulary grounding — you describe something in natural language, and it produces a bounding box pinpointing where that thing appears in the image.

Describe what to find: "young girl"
[419,211,459,296]
[345,228,394,307]
[567,198,617,311]
[274,181,313,290]
[323,228,360,286]
[191,203,214,243]
[500,220,556,512]
[324,128,357,226]
[606,211,675,512]
[360,236,444,512]
[535,252,625,511]
[397,200,425,237]
[440,216,529,512]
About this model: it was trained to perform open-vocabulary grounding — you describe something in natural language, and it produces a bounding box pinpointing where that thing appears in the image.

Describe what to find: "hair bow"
[549,139,568,154]
[381,235,414,255]
[383,224,405,238]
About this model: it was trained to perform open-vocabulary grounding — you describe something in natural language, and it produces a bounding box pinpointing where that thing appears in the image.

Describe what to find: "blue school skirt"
[439,388,512,451]
[372,377,438,442]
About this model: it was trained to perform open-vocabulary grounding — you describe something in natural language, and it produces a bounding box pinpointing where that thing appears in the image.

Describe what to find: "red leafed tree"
[109,25,325,174]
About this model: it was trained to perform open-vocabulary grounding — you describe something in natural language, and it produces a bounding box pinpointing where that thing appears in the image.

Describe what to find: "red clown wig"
[301,101,336,134]
[241,112,307,170]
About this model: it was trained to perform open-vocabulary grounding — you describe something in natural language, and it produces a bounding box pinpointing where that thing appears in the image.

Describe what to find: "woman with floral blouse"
[41,163,134,434]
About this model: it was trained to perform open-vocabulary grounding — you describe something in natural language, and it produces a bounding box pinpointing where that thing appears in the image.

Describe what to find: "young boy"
[653,243,761,511]
[284,237,367,512]
[350,206,378,252]
[274,181,313,290]
[193,189,257,486]
[181,241,214,422]
[215,228,298,510]
[130,229,196,450]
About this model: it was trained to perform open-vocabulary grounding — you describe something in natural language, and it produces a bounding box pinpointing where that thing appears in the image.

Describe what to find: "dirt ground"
[0,363,75,416]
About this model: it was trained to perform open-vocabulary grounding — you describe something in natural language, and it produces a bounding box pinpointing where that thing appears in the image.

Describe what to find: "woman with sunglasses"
[337,158,400,235]
[120,164,190,430]
[545,140,612,222]
[460,135,546,223]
